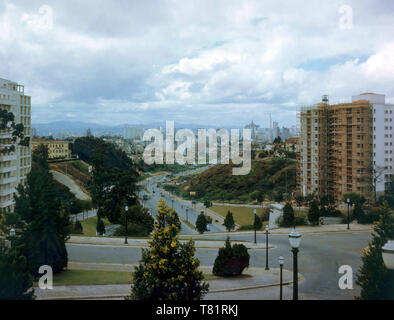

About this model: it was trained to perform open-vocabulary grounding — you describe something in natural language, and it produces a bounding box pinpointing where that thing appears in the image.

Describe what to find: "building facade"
[0,78,31,211]
[32,139,71,159]
[298,93,394,204]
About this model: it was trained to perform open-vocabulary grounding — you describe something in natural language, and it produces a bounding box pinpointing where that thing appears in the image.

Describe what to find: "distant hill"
[178,158,296,203]
[32,121,242,137]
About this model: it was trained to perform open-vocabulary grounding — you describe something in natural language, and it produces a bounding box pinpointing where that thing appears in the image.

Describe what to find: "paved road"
[139,172,226,234]
[70,210,97,222]
[51,170,90,201]
[67,230,371,300]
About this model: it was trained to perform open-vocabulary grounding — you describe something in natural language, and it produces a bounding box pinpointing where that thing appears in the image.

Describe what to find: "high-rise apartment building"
[0,78,31,211]
[124,125,144,140]
[297,93,394,204]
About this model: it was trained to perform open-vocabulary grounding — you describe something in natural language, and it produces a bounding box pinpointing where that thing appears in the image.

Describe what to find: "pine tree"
[196,213,208,234]
[353,202,365,222]
[13,146,70,276]
[282,202,295,227]
[308,200,320,226]
[224,211,235,232]
[96,218,105,235]
[254,215,262,230]
[356,202,394,299]
[129,199,209,300]
[0,241,35,300]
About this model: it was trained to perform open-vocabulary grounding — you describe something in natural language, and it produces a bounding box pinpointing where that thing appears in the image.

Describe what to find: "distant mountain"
[31,121,238,137]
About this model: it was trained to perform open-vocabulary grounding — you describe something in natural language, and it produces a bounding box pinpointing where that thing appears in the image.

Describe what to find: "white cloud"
[0,0,393,127]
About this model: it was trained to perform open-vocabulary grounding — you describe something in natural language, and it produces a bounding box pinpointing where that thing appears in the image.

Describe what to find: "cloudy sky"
[1,0,394,128]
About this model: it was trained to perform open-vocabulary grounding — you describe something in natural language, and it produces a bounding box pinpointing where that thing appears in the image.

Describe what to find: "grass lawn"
[69,160,91,176]
[181,218,196,230]
[210,205,262,227]
[34,269,219,286]
[71,216,111,237]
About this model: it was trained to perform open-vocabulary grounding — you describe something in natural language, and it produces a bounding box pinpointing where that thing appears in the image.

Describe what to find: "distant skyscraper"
[124,125,144,140]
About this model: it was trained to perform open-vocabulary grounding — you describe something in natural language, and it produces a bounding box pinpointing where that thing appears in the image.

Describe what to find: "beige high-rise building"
[297,95,377,204]
[0,78,31,211]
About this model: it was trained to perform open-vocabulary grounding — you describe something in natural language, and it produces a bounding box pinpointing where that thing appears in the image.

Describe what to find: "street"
[67,230,371,300]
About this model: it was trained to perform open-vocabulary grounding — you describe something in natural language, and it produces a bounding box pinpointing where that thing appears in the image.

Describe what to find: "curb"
[36,280,295,300]
[66,241,275,250]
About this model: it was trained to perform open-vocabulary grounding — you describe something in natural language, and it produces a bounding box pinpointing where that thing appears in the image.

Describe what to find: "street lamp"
[346,198,351,230]
[186,208,189,223]
[265,225,270,270]
[253,209,257,244]
[279,256,284,300]
[124,205,129,244]
[289,229,302,300]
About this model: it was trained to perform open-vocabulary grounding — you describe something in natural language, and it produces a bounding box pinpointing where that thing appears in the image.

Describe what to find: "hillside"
[176,158,296,203]
[49,160,91,194]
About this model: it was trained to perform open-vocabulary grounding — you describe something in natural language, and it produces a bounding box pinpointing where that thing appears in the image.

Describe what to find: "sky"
[1,0,394,128]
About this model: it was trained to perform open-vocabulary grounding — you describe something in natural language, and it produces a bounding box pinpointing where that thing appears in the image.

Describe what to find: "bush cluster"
[213,238,250,277]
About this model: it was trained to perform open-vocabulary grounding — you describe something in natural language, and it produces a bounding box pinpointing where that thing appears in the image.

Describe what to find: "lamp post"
[279,256,284,300]
[186,208,189,223]
[7,228,16,248]
[265,225,270,270]
[253,209,257,244]
[124,205,128,244]
[346,198,350,230]
[289,229,302,300]
[171,199,174,210]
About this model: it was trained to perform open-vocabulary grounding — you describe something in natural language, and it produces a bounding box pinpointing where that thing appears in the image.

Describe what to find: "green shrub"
[357,211,380,224]
[238,224,254,231]
[278,215,307,227]
[213,238,250,277]
[73,221,83,234]
[114,224,151,237]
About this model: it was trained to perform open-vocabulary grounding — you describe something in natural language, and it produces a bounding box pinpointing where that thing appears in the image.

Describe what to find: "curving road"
[51,170,90,201]
[67,230,371,300]
[139,171,226,234]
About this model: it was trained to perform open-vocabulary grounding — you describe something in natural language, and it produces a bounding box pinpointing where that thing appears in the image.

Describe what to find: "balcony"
[0,198,14,209]
[0,166,17,173]
[1,176,17,184]
[0,154,17,161]
[0,187,15,196]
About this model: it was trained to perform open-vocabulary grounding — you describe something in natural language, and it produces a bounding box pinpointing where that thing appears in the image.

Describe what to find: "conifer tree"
[0,242,35,300]
[282,202,295,227]
[196,213,208,234]
[224,211,235,232]
[356,202,394,299]
[13,145,70,276]
[308,200,320,226]
[129,199,209,300]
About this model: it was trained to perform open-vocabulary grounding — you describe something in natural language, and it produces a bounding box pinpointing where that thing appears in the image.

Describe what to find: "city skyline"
[1,1,394,127]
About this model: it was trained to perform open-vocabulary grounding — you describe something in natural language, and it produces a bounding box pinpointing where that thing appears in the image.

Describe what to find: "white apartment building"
[0,78,31,211]
[352,93,394,195]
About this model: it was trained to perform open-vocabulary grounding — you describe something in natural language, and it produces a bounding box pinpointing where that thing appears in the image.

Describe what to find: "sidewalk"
[187,222,373,237]
[35,264,298,300]
[68,236,274,249]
